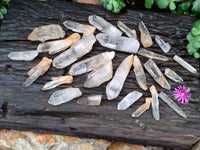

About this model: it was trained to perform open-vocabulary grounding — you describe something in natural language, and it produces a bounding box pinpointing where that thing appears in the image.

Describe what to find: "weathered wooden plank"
[0,0,199,149]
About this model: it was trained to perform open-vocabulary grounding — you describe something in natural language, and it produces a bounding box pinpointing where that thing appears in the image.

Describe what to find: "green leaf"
[181,1,191,11]
[169,2,176,10]
[192,0,200,13]
[194,52,200,58]
[196,34,200,42]
[174,0,181,2]
[193,20,200,28]
[98,0,105,4]
[187,32,195,41]
[192,40,200,48]
[0,6,7,15]
[177,5,183,14]
[189,39,195,44]
[106,3,113,11]
[113,0,119,9]
[187,43,198,55]
[191,27,200,35]
[0,11,4,20]
[113,8,120,13]
[145,0,154,9]
[157,0,169,9]
[2,0,10,6]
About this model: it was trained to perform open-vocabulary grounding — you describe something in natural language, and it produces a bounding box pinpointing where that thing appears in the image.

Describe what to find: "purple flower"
[173,85,192,103]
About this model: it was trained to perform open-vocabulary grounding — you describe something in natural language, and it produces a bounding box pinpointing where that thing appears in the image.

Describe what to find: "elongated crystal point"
[63,20,96,36]
[53,33,96,69]
[69,51,115,76]
[28,24,65,42]
[117,91,143,110]
[133,55,147,90]
[77,95,102,105]
[48,88,82,106]
[23,57,52,87]
[84,61,113,88]
[159,91,187,118]
[37,33,81,54]
[155,35,170,53]
[88,15,122,37]
[165,68,183,83]
[173,55,198,75]
[106,55,133,100]
[144,59,171,89]
[8,50,38,61]
[150,85,160,121]
[96,33,140,53]
[138,49,169,61]
[117,21,137,39]
[132,97,152,117]
[138,21,153,48]
[42,75,73,90]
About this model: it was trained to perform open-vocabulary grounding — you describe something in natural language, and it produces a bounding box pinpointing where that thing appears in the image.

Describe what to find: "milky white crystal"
[77,95,102,105]
[165,68,183,83]
[150,85,160,121]
[155,35,171,53]
[8,50,38,61]
[117,21,137,39]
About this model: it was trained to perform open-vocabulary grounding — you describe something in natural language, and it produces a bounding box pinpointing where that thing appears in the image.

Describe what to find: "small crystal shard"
[155,35,171,53]
[117,91,143,110]
[88,15,122,37]
[165,68,183,83]
[173,55,198,74]
[69,51,115,76]
[77,95,102,105]
[28,24,65,42]
[117,21,137,39]
[144,59,171,89]
[63,20,96,36]
[48,88,82,106]
[138,21,153,48]
[53,33,96,69]
[138,49,169,61]
[133,55,147,90]
[150,85,160,121]
[23,57,52,87]
[132,97,152,117]
[159,91,187,118]
[37,33,80,55]
[96,33,140,53]
[106,55,133,100]
[8,50,38,61]
[42,75,73,90]
[84,61,113,88]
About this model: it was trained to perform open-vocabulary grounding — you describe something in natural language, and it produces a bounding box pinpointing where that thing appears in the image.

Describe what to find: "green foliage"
[0,0,10,20]
[98,0,126,13]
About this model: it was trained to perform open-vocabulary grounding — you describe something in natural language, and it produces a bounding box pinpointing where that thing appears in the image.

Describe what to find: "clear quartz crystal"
[88,15,122,37]
[133,55,147,90]
[159,91,187,118]
[106,55,133,100]
[69,51,115,76]
[144,59,171,89]
[28,24,65,42]
[150,85,160,121]
[173,55,198,74]
[138,21,153,48]
[53,33,96,69]
[48,88,82,106]
[37,33,80,54]
[155,35,171,53]
[117,91,143,110]
[138,49,169,61]
[8,50,38,61]
[96,33,140,53]
[117,21,137,39]
[165,68,183,83]
[77,95,102,105]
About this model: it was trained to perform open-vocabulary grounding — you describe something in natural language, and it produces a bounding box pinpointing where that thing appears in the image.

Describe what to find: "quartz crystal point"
[138,21,153,48]
[132,97,152,117]
[8,50,38,61]
[48,88,82,106]
[106,55,133,100]
[150,85,160,121]
[155,35,171,53]
[173,55,198,75]
[133,55,147,90]
[77,95,102,105]
[53,34,96,69]
[88,15,122,37]
[63,20,96,36]
[165,68,183,83]
[42,75,73,90]
[117,91,143,110]
[37,33,80,54]
[159,91,187,118]
[28,24,65,42]
[117,21,137,39]
[69,51,115,76]
[23,57,52,87]
[138,49,169,61]
[96,33,140,53]
[84,61,113,88]
[144,59,171,89]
